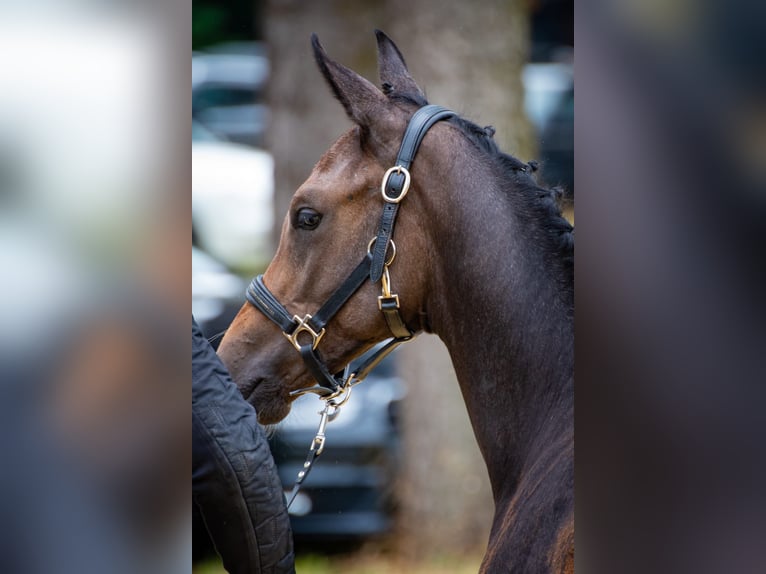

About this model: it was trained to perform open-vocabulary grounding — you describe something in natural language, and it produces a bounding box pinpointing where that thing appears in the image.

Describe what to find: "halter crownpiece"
[245,104,455,398]
[370,104,455,282]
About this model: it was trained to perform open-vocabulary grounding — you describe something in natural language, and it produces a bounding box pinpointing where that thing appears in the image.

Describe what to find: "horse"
[218,30,574,574]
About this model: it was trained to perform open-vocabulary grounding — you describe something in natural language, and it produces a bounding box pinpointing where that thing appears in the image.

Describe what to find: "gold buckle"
[381,166,411,203]
[283,314,325,351]
[378,293,400,311]
[377,267,400,310]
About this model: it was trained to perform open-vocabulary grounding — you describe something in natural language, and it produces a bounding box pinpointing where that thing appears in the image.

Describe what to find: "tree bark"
[265,0,387,251]
[379,2,532,556]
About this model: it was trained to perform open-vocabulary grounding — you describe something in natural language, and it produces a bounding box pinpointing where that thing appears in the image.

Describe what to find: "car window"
[193,86,262,111]
[192,121,219,142]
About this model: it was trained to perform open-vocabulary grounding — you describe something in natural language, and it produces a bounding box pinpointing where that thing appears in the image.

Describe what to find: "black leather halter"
[245,104,455,398]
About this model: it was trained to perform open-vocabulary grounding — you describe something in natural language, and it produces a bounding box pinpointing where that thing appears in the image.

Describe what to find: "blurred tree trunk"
[265,0,387,252]
[266,0,532,558]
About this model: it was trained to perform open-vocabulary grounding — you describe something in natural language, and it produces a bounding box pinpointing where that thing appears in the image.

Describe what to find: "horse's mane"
[390,92,575,274]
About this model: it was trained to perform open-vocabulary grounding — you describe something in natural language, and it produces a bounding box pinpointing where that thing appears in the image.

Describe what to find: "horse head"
[218,31,448,424]
[219,31,575,573]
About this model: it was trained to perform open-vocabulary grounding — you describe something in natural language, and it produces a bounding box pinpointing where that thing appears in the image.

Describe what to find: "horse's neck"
[427,178,573,501]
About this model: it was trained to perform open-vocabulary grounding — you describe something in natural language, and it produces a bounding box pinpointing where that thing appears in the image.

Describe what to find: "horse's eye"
[295,207,322,230]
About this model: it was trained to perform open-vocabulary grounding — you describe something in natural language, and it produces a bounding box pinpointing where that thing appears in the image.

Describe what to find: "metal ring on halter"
[367,237,396,266]
[327,383,353,410]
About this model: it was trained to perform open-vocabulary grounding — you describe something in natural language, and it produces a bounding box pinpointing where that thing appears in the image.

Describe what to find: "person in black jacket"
[192,317,295,573]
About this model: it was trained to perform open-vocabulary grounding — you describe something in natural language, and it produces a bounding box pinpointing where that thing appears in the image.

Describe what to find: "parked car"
[522,62,574,197]
[192,43,269,147]
[192,119,274,272]
[269,356,406,540]
[539,86,573,197]
[192,246,247,348]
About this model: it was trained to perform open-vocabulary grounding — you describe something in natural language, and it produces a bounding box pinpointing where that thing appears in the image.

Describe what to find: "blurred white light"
[285,490,312,516]
[0,9,166,240]
[0,7,173,357]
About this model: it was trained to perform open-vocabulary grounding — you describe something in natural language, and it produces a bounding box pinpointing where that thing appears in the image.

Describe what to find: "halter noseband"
[245,104,455,398]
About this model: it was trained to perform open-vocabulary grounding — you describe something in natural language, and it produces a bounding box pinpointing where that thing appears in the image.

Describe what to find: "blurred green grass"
[194,551,483,573]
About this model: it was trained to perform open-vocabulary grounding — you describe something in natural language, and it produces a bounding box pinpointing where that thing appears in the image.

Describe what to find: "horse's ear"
[375,29,425,100]
[311,33,387,126]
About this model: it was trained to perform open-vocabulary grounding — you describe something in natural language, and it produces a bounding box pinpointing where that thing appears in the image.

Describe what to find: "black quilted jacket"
[192,317,294,574]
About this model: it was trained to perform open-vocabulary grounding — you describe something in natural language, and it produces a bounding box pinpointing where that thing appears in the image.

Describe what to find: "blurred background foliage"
[192,0,263,49]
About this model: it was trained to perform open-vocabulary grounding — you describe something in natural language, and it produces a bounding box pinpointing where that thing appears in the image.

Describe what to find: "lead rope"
[285,384,354,510]
[284,403,331,510]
